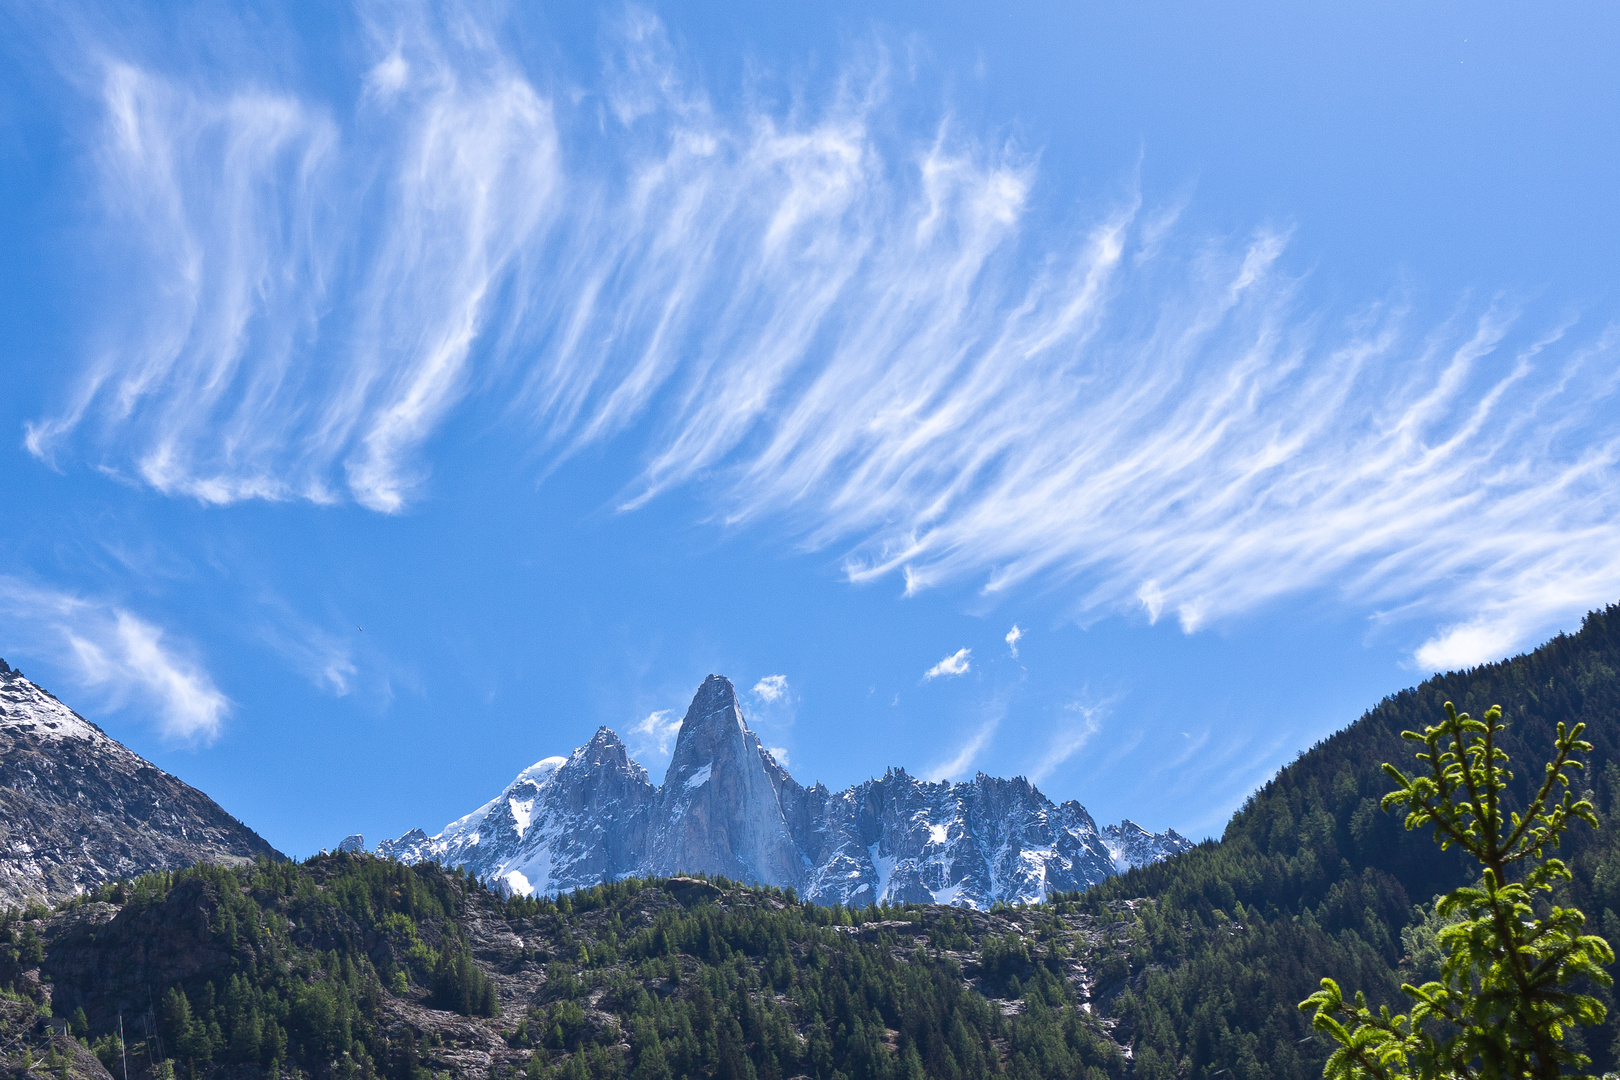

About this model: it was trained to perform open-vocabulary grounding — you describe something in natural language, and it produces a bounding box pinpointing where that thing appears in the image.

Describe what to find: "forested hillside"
[1077,601,1620,1079]
[3,603,1617,1080]
[1,857,1134,1080]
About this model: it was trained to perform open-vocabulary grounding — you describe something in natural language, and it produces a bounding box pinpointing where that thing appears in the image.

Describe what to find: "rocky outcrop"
[0,995,114,1080]
[0,659,279,909]
[378,675,1192,907]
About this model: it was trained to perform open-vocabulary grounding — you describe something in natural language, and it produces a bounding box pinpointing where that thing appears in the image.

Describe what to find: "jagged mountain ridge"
[377,674,1190,906]
[0,658,279,908]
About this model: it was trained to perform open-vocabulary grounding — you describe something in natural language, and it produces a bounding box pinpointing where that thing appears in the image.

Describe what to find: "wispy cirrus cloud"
[26,7,561,513]
[0,577,229,743]
[927,715,999,781]
[257,607,359,698]
[1027,698,1108,785]
[22,4,1620,669]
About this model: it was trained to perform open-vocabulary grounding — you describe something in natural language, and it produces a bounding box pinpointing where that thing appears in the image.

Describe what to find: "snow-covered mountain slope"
[378,728,654,896]
[0,658,278,907]
[798,769,1124,908]
[375,675,1193,907]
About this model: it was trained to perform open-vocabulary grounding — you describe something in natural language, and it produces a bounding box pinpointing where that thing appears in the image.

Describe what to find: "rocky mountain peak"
[648,675,805,886]
[693,672,739,711]
[0,667,278,907]
[588,724,625,748]
[662,674,746,786]
[1102,818,1193,871]
[572,726,643,778]
[377,674,1193,907]
[1,663,102,743]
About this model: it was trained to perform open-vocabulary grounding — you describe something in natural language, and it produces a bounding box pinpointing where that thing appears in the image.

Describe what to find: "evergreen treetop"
[1302,702,1615,1080]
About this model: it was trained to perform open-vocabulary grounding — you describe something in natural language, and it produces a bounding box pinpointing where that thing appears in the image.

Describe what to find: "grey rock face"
[646,675,806,888]
[797,770,1124,908]
[0,661,279,908]
[379,675,1192,908]
[338,834,365,853]
[376,828,433,862]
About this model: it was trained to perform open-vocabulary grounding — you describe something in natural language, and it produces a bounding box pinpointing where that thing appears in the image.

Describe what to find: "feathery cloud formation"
[1028,699,1106,784]
[927,716,999,781]
[631,708,681,759]
[0,578,229,743]
[24,4,1620,670]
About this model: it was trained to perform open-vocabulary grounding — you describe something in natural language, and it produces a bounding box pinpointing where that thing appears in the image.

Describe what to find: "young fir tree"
[1301,702,1615,1080]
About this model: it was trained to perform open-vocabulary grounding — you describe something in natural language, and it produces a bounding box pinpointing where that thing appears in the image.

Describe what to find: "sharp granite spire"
[647,675,806,886]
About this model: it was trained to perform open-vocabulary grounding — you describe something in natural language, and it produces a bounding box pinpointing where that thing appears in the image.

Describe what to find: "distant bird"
[357,625,363,632]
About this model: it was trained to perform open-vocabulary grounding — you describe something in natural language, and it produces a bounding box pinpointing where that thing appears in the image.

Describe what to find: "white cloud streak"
[0,577,229,743]
[25,5,1620,668]
[927,716,999,781]
[27,9,561,513]
[1005,625,1022,657]
[923,648,971,680]
[1028,699,1106,784]
[259,618,358,697]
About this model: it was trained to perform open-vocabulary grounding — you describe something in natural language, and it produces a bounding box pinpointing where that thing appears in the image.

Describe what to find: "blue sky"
[2,1,1617,858]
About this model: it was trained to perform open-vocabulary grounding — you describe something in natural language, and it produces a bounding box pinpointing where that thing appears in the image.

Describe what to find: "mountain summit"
[378,675,1190,906]
[0,658,278,907]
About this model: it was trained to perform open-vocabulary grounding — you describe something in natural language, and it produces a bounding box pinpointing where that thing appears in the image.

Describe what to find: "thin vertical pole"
[118,1013,129,1080]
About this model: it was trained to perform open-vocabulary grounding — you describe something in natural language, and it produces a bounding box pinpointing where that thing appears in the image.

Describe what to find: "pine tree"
[630,1019,672,1080]
[1302,702,1615,1080]
[160,988,196,1060]
[429,940,499,1018]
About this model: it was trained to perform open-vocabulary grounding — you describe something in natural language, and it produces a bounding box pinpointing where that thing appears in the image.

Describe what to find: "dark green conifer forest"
[1077,601,1620,1079]
[2,602,1617,1080]
[1,859,1126,1080]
